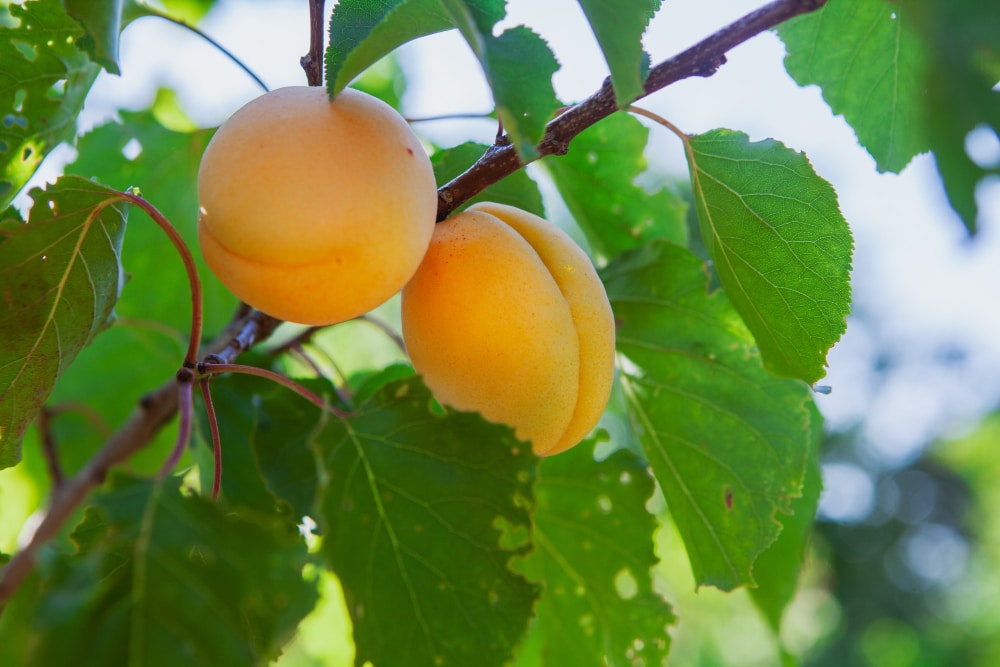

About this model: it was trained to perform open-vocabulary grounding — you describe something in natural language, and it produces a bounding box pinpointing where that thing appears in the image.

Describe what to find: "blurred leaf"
[602,241,812,591]
[685,129,853,385]
[0,0,100,208]
[748,400,823,633]
[576,0,661,107]
[326,0,452,96]
[778,0,930,173]
[546,111,687,261]
[518,444,674,666]
[65,106,235,333]
[25,474,317,667]
[433,141,546,217]
[442,0,560,159]
[200,369,327,522]
[63,0,124,73]
[0,176,127,469]
[349,54,408,111]
[315,376,540,667]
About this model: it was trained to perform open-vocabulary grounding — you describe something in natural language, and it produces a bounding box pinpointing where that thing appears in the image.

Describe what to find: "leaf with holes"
[22,474,317,667]
[441,0,560,159]
[517,444,674,666]
[0,0,101,208]
[0,176,127,469]
[546,111,687,261]
[576,0,660,106]
[433,141,546,217]
[602,241,813,591]
[685,129,853,384]
[64,0,124,73]
[315,375,540,667]
[778,0,930,174]
[325,0,453,96]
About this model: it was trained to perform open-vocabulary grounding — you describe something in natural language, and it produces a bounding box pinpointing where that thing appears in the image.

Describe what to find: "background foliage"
[1,0,998,665]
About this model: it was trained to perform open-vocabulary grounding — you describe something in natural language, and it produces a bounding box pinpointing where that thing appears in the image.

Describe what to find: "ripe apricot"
[197,86,437,325]
[401,202,615,456]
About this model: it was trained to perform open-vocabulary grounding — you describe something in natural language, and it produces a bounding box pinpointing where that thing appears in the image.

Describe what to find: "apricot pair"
[197,87,615,455]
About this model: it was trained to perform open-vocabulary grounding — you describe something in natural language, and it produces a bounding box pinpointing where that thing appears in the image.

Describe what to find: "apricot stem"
[301,0,326,86]
[157,369,195,479]
[118,190,204,368]
[198,379,223,500]
[198,362,348,418]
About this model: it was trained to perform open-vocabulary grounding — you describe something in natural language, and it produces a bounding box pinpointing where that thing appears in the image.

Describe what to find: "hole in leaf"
[121,137,143,161]
[965,124,1000,169]
[12,40,35,61]
[597,494,613,514]
[614,568,638,600]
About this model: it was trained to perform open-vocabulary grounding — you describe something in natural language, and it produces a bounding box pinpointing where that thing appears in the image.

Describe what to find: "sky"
[35,0,1000,520]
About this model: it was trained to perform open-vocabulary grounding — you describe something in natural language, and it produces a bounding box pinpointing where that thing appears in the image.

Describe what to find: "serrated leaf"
[602,241,812,591]
[576,0,661,107]
[442,0,560,159]
[778,0,930,173]
[685,129,853,384]
[748,401,823,634]
[0,176,127,469]
[25,474,317,666]
[433,141,545,217]
[64,0,124,73]
[315,376,540,667]
[546,111,687,261]
[518,444,674,666]
[0,0,101,208]
[326,0,453,96]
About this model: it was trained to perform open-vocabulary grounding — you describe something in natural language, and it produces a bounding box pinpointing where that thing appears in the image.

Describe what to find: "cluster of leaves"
[0,0,995,665]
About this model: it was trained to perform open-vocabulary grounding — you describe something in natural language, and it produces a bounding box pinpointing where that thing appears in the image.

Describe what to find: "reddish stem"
[198,380,223,500]
[198,362,348,418]
[157,370,195,478]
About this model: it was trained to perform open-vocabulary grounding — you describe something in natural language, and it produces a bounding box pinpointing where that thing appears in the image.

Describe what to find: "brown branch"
[435,0,827,221]
[301,0,326,86]
[0,0,827,611]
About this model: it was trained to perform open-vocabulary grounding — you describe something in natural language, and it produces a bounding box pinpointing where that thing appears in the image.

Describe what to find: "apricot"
[401,202,615,456]
[197,86,437,325]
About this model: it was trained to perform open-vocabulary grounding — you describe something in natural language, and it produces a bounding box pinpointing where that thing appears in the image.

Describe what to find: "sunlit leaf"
[518,444,674,666]
[24,474,317,667]
[441,0,559,159]
[326,0,452,96]
[602,241,812,590]
[0,0,101,208]
[748,401,823,633]
[433,141,545,217]
[315,376,540,667]
[685,129,853,385]
[778,0,930,173]
[0,176,127,469]
[546,111,687,261]
[64,0,124,73]
[576,0,660,106]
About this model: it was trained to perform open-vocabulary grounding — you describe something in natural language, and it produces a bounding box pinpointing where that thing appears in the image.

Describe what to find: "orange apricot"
[401,202,616,456]
[197,86,436,325]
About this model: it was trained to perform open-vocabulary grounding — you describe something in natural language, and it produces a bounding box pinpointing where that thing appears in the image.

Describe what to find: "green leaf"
[602,241,813,591]
[685,129,853,385]
[63,0,124,73]
[0,0,101,208]
[519,444,674,666]
[433,141,546,217]
[576,0,661,107]
[25,474,316,667]
[441,0,560,159]
[200,370,326,521]
[315,376,540,667]
[545,111,687,261]
[65,105,235,334]
[778,0,930,173]
[0,176,127,469]
[326,0,453,96]
[747,401,823,633]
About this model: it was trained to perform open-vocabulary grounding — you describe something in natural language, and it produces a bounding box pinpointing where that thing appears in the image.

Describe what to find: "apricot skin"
[197,86,437,325]
[401,203,616,456]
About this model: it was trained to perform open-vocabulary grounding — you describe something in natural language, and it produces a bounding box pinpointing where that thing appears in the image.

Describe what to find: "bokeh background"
[5,0,1000,664]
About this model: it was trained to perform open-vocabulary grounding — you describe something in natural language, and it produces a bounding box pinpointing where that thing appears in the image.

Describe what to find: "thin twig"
[140,7,269,93]
[198,380,223,500]
[197,362,347,418]
[157,370,195,478]
[36,408,65,490]
[301,0,326,86]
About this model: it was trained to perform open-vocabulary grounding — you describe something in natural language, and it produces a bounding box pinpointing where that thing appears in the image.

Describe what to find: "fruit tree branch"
[301,0,326,86]
[436,0,827,221]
